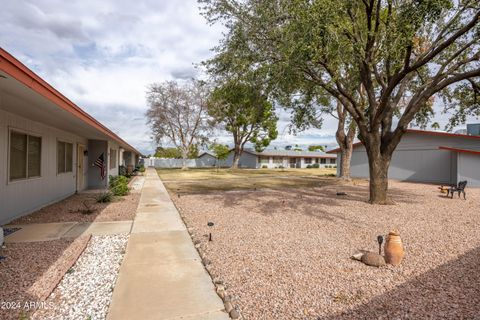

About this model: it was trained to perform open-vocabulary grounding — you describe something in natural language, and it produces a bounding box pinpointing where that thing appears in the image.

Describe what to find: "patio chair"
[447,180,467,199]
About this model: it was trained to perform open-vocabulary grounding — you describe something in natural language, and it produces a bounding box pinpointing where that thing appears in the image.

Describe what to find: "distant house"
[0,48,141,224]
[218,149,337,169]
[197,151,217,167]
[327,126,480,186]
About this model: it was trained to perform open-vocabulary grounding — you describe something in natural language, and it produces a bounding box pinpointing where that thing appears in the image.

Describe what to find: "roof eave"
[0,47,141,155]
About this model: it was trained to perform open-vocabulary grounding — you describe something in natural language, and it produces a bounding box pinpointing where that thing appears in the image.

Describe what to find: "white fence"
[146,157,216,168]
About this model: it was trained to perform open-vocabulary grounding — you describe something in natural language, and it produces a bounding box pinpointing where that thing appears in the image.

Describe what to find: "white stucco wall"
[0,108,88,224]
[108,141,120,178]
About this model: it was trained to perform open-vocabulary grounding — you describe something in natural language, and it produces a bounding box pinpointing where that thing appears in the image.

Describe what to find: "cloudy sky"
[1,1,477,155]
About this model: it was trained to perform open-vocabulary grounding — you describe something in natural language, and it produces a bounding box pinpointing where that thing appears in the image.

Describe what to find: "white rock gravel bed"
[32,234,129,320]
[173,180,480,319]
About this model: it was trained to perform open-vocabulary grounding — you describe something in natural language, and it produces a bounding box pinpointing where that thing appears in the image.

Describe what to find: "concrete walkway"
[107,168,228,320]
[4,220,132,243]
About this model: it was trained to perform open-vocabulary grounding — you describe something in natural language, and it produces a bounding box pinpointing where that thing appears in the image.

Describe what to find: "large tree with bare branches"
[201,0,480,203]
[146,80,212,170]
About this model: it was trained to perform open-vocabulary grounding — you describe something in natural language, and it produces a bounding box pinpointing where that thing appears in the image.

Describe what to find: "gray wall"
[347,133,480,184]
[457,153,480,187]
[88,140,108,188]
[198,154,217,167]
[218,151,258,168]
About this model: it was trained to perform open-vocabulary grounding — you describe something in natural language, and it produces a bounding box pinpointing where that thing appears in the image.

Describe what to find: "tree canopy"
[201,0,480,203]
[208,79,278,168]
[154,145,199,159]
[146,80,211,169]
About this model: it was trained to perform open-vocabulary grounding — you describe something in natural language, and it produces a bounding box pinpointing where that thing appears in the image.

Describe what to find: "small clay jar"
[384,230,404,265]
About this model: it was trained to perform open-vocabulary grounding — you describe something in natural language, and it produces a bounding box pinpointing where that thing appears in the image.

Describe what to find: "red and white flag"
[94,153,106,180]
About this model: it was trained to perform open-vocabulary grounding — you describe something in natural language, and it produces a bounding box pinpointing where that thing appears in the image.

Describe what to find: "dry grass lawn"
[157,167,338,193]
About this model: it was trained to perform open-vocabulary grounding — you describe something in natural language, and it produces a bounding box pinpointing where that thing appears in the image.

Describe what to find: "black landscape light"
[377,235,384,255]
[207,222,214,241]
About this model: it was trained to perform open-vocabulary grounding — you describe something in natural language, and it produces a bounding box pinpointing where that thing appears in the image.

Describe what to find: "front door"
[77,144,85,191]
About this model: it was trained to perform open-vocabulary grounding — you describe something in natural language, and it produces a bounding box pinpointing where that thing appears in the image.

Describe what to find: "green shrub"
[261,165,268,168]
[306,164,312,168]
[312,163,320,168]
[109,175,130,196]
[111,184,129,196]
[109,175,129,188]
[96,191,113,203]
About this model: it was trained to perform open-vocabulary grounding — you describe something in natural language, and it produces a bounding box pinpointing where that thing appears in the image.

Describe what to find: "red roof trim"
[0,47,140,154]
[327,129,480,154]
[439,146,480,156]
[407,129,480,140]
[327,142,363,154]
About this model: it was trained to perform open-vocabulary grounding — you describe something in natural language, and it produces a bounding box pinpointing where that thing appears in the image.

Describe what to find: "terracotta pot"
[384,230,404,265]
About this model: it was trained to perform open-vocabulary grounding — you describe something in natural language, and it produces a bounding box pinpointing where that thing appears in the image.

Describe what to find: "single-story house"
[217,149,337,169]
[327,126,480,186]
[0,48,141,224]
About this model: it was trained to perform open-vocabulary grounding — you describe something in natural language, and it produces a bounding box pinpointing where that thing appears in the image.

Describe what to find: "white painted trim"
[109,147,118,169]
[56,138,74,175]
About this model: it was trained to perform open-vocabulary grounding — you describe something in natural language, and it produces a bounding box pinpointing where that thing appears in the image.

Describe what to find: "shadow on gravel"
[216,181,419,225]
[320,245,480,319]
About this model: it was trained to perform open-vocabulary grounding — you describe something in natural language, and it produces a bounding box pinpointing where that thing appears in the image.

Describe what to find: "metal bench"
[447,180,467,199]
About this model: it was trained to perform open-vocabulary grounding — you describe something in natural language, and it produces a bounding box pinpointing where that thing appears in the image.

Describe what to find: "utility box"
[467,123,480,136]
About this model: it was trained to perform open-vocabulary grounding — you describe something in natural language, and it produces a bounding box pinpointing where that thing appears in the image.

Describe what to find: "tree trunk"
[339,144,353,179]
[335,101,356,180]
[337,125,356,180]
[231,152,240,169]
[181,149,188,170]
[367,152,392,204]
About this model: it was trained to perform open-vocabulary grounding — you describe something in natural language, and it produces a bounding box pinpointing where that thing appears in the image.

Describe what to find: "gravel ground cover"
[11,184,141,224]
[0,236,90,320]
[172,180,480,319]
[32,234,129,320]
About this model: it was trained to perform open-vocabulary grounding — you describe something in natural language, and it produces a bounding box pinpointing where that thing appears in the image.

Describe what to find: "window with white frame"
[9,130,42,181]
[320,158,326,164]
[110,148,117,169]
[330,158,336,164]
[304,157,312,164]
[273,157,282,164]
[57,141,73,174]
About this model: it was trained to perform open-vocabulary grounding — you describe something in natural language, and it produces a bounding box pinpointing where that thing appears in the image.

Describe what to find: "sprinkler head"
[377,235,384,255]
[207,222,214,241]
[377,235,384,245]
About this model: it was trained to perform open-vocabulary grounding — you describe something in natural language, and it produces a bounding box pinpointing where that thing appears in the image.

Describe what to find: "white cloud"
[1,0,478,155]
